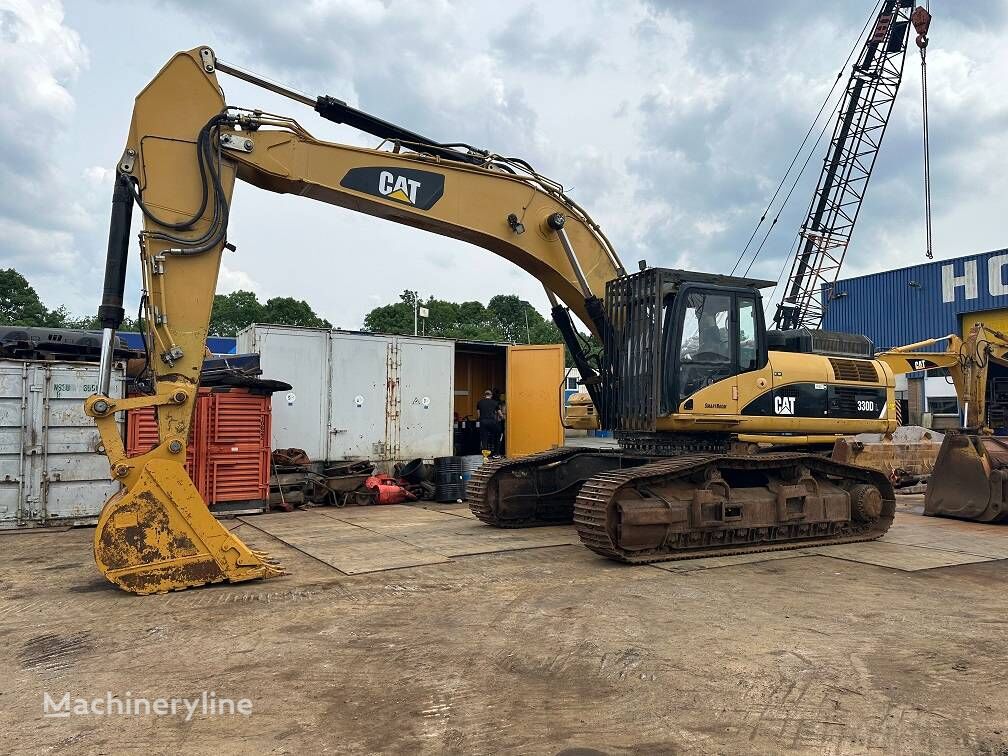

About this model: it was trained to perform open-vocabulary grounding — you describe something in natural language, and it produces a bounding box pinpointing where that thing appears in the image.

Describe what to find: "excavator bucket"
[94,459,283,594]
[564,393,599,430]
[925,432,1008,523]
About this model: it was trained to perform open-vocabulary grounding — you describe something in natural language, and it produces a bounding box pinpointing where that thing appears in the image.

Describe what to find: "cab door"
[732,293,771,415]
[666,287,766,417]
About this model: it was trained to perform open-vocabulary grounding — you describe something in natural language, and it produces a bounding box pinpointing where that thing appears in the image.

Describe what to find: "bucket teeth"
[94,459,289,594]
[252,551,284,570]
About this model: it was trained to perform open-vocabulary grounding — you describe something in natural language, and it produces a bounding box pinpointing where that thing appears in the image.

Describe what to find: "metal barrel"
[433,456,463,481]
[433,456,465,501]
[460,454,485,481]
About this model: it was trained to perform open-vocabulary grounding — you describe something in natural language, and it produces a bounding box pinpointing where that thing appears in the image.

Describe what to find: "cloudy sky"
[2,0,1006,330]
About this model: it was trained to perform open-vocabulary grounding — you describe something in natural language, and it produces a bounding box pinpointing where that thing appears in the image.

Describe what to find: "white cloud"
[217,263,261,296]
[3,0,1008,332]
[82,164,114,187]
[0,0,98,315]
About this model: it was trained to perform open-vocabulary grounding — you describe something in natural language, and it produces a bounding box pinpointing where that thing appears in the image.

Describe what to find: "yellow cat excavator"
[88,29,965,596]
[879,324,1008,523]
[87,45,628,593]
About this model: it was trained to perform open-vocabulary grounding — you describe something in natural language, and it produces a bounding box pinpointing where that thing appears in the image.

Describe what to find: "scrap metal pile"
[268,451,475,510]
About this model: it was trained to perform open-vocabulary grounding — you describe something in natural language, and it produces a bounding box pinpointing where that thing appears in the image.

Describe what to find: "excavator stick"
[86,48,287,595]
[94,460,283,595]
[925,433,1008,523]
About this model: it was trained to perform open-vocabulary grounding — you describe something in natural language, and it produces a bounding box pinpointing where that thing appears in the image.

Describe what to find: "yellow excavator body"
[86,43,1005,595]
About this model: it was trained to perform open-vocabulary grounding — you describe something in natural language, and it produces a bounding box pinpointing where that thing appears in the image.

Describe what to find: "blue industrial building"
[822,247,1008,349]
[822,247,1008,427]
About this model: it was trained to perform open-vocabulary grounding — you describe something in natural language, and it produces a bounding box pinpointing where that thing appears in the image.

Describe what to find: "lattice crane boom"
[774,0,917,331]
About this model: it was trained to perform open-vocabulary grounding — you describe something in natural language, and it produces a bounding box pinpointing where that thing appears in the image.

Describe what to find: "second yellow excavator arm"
[877,323,1008,430]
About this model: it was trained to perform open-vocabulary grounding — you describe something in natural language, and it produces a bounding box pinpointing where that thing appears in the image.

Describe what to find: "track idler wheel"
[848,483,883,523]
[94,459,283,595]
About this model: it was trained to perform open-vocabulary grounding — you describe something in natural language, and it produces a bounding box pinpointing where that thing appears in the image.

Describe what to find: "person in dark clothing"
[477,389,502,456]
[491,387,505,455]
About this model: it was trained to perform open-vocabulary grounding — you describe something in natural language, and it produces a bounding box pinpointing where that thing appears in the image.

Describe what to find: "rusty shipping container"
[127,386,271,513]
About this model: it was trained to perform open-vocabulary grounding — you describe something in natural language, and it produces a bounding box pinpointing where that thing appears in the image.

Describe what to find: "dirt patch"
[1,523,1008,753]
[18,631,95,674]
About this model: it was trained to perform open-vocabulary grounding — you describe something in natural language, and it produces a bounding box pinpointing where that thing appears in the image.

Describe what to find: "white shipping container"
[328,332,393,460]
[0,359,125,529]
[237,325,454,465]
[237,325,329,460]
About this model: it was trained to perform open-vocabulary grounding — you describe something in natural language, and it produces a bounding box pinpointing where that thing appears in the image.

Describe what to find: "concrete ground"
[3,496,1008,755]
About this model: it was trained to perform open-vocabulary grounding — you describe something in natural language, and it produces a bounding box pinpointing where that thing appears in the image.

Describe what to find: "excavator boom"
[87,46,624,593]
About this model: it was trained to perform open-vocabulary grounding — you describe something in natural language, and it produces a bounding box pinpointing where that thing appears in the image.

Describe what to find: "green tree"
[260,296,332,329]
[362,290,416,335]
[0,268,49,326]
[487,294,548,343]
[207,291,331,335]
[362,290,593,365]
[458,300,487,326]
[0,268,332,337]
[209,290,264,336]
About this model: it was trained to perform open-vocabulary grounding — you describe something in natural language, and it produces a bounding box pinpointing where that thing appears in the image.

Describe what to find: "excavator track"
[573,452,895,563]
[467,447,640,527]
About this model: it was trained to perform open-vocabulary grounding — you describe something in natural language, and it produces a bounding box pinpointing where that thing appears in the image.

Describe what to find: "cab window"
[679,292,730,363]
[738,297,757,371]
[677,292,732,401]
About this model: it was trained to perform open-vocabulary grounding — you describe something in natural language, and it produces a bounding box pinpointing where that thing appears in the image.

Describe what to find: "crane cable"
[913,3,934,259]
[730,0,884,277]
[744,108,836,278]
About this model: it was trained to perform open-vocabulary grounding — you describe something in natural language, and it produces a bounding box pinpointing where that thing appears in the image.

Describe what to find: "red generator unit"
[126,386,271,514]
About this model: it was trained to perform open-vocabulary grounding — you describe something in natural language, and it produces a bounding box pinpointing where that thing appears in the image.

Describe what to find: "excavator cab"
[598,269,774,433]
[663,283,768,412]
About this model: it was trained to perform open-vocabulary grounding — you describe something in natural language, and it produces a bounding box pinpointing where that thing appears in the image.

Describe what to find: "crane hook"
[912,6,931,50]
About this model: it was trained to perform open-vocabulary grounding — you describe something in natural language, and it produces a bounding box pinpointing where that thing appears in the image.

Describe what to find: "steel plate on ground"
[238,511,450,575]
[805,541,995,571]
[646,509,1008,573]
[320,504,451,528]
[882,514,1008,559]
[393,523,579,557]
[316,507,579,556]
[422,503,478,519]
[649,551,817,573]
